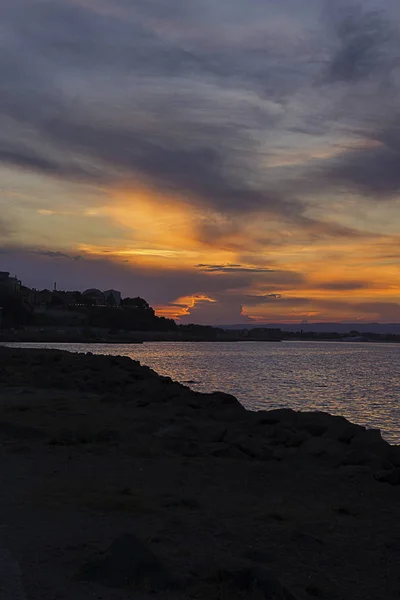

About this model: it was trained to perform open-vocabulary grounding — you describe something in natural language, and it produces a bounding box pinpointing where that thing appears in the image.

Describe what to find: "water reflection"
[5,341,400,443]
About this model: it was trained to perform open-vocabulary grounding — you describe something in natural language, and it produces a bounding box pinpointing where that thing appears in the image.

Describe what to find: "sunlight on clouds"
[155,295,216,320]
[266,139,383,168]
[80,185,242,266]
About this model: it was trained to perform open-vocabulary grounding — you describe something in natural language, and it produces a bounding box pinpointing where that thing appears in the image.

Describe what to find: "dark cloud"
[0,0,304,219]
[1,0,400,246]
[318,281,368,291]
[33,250,82,261]
[196,264,276,273]
[315,143,400,198]
[353,301,400,320]
[1,247,254,304]
[0,217,14,242]
[325,5,392,83]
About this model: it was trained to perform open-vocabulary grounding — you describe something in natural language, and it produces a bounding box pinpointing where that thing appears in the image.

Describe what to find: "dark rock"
[210,442,251,460]
[0,421,46,440]
[94,430,121,443]
[335,424,365,443]
[285,430,311,448]
[298,412,364,444]
[300,437,345,460]
[255,408,297,425]
[290,530,324,546]
[155,420,226,444]
[302,422,328,437]
[334,505,360,516]
[338,465,372,477]
[242,549,274,564]
[272,446,297,460]
[271,427,301,446]
[389,447,400,467]
[164,438,203,457]
[350,428,391,458]
[385,538,400,553]
[341,448,376,467]
[306,583,334,598]
[207,391,244,408]
[77,533,174,589]
[374,468,400,485]
[212,566,297,599]
[235,439,275,460]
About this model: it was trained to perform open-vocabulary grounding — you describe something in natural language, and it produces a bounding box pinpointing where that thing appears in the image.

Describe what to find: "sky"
[1,0,400,324]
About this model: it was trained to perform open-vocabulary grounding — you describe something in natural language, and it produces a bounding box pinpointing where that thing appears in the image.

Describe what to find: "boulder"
[155,419,227,444]
[254,409,297,426]
[350,428,390,456]
[211,566,297,599]
[0,421,46,441]
[209,442,251,460]
[341,448,377,468]
[374,469,400,485]
[77,533,174,590]
[300,437,345,461]
[296,412,365,444]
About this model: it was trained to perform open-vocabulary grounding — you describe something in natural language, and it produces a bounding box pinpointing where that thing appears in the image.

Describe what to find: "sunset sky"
[1,0,400,324]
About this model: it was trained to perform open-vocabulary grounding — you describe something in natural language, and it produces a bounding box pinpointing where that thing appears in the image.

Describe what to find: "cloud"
[318,280,368,291]
[196,264,276,273]
[33,250,83,261]
[0,218,13,240]
[1,246,256,303]
[324,5,392,83]
[316,140,400,199]
[2,0,400,325]
[2,0,400,226]
[0,0,305,220]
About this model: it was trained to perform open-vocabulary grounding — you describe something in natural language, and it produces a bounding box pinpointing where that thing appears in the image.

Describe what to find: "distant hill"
[223,323,400,335]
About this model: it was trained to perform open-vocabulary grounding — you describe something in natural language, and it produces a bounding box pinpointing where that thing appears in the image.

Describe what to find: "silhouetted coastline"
[0,346,399,599]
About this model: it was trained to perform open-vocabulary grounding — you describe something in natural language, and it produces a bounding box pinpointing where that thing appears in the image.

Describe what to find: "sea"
[4,341,400,443]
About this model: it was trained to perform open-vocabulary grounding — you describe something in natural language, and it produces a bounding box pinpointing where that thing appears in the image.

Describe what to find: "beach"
[1,346,400,599]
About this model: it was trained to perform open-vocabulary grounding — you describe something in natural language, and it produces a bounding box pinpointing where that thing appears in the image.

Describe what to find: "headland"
[0,346,399,599]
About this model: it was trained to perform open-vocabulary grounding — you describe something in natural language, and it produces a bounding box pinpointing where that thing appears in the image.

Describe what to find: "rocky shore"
[0,346,400,599]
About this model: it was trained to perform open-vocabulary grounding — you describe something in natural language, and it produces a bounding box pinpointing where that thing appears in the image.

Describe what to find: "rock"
[297,412,364,444]
[389,446,400,467]
[285,430,311,448]
[242,549,274,564]
[235,439,275,460]
[272,446,297,460]
[290,530,324,546]
[94,429,121,443]
[300,437,345,461]
[271,427,302,446]
[350,428,390,457]
[155,420,227,444]
[186,391,245,413]
[338,465,372,477]
[374,468,400,485]
[255,409,297,426]
[210,442,251,460]
[212,566,297,599]
[163,438,202,457]
[0,547,27,600]
[77,533,174,589]
[301,422,328,437]
[335,424,365,444]
[341,448,376,467]
[0,422,46,441]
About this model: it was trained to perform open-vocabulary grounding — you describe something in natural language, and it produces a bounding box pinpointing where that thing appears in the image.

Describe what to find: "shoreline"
[1,346,400,599]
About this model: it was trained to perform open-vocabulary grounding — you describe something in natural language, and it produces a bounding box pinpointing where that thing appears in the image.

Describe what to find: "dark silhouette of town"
[1,271,399,343]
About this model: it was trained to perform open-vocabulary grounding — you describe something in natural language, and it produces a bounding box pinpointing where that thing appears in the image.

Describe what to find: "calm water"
[5,341,400,443]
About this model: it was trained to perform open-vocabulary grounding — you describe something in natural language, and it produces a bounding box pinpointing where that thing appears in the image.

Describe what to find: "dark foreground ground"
[0,346,400,600]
